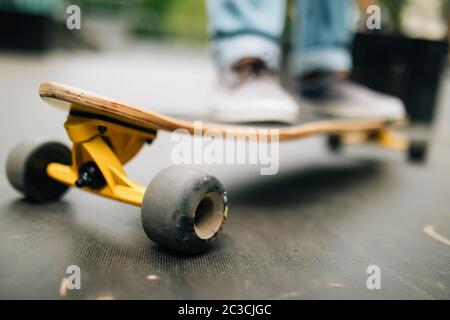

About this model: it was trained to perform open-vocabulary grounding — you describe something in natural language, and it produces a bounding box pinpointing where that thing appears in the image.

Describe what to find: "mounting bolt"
[98,126,107,134]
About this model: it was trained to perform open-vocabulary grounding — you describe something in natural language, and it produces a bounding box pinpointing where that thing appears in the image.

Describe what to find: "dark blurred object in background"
[353,0,449,124]
[352,33,448,124]
[0,1,57,51]
[0,1,95,52]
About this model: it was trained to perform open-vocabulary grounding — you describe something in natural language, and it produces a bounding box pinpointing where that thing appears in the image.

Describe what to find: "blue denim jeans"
[206,0,354,75]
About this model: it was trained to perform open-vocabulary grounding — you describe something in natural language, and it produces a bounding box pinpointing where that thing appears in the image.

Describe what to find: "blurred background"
[1,0,450,299]
[0,0,448,121]
[1,0,449,43]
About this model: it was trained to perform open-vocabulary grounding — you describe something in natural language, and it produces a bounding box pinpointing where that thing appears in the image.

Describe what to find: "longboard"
[39,81,404,141]
[5,81,418,255]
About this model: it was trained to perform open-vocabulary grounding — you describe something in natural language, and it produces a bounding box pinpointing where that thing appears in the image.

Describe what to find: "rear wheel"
[326,134,343,152]
[407,140,428,163]
[6,138,71,203]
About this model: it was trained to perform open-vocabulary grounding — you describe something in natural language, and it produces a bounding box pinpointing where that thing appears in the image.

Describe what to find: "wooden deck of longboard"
[39,81,403,142]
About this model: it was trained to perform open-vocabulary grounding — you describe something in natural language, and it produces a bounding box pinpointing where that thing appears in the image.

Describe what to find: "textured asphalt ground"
[0,44,449,299]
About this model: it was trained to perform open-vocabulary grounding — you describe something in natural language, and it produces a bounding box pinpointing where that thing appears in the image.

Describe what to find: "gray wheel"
[141,166,228,254]
[6,138,71,203]
[327,134,342,152]
[407,140,428,163]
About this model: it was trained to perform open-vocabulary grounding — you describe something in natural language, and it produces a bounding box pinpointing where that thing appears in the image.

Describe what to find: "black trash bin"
[352,32,448,124]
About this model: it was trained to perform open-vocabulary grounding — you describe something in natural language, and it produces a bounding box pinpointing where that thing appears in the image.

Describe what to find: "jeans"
[206,0,354,75]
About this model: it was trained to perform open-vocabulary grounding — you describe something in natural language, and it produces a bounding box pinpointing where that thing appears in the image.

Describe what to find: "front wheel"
[141,166,228,254]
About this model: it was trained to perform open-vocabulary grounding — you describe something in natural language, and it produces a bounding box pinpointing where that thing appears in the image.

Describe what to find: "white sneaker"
[210,59,299,124]
[300,72,406,120]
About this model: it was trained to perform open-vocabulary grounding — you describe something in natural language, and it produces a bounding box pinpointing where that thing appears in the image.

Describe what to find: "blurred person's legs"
[292,0,353,75]
[206,0,299,123]
[206,0,405,123]
[294,0,405,119]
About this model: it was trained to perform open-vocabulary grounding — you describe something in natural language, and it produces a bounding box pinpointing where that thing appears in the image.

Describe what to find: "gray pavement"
[0,44,449,299]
